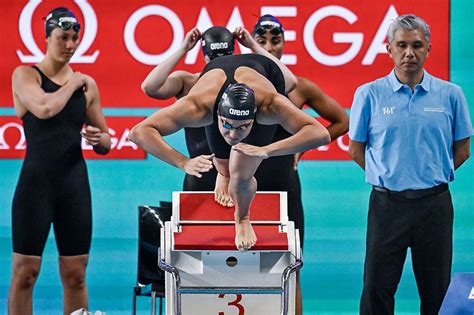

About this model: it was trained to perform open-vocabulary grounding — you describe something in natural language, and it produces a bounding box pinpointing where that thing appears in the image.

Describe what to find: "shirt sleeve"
[349,84,371,142]
[452,85,473,141]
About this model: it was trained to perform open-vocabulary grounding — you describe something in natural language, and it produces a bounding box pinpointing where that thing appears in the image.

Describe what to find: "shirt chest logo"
[423,107,445,113]
[382,106,395,115]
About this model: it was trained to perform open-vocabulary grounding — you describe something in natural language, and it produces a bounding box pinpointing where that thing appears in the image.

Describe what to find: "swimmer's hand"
[183,154,214,178]
[69,72,89,92]
[181,27,202,52]
[233,26,257,50]
[293,152,304,170]
[81,125,102,146]
[232,143,269,158]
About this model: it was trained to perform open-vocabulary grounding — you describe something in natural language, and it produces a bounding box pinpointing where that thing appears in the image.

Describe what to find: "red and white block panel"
[161,192,301,314]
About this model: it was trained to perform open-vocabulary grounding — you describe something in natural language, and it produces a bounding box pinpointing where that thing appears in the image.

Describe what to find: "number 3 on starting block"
[218,294,244,315]
[182,294,283,314]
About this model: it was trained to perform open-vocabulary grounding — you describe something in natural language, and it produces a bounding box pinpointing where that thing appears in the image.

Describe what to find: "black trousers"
[360,186,453,315]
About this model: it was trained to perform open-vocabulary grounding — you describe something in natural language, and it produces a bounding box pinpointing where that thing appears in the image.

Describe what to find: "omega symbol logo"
[16,0,99,63]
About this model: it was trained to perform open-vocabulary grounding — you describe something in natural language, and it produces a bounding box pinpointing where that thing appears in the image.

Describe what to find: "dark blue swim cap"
[218,83,256,121]
[201,26,235,60]
[252,14,284,36]
[45,7,80,37]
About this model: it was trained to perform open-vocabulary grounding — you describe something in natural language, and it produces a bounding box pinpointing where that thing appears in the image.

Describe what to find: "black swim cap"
[252,14,284,36]
[201,26,234,60]
[45,7,80,37]
[218,83,256,121]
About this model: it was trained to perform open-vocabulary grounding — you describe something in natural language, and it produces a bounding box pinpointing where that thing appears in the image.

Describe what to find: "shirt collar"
[388,69,431,92]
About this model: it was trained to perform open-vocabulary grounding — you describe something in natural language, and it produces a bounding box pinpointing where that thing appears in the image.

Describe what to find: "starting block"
[159,192,302,315]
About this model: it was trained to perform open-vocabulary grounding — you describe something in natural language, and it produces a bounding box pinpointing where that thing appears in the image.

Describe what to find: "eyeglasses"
[54,20,81,33]
[254,25,283,36]
[220,117,252,131]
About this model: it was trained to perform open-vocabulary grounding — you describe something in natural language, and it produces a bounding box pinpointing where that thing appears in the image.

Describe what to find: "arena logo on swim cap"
[58,16,78,24]
[210,42,229,50]
[229,108,250,117]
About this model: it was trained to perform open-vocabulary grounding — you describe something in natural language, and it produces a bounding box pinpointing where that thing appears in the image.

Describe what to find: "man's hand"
[232,143,269,158]
[181,27,202,52]
[81,125,102,146]
[183,154,214,177]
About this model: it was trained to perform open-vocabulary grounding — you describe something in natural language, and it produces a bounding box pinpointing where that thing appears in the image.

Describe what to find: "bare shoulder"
[184,69,225,111]
[11,66,41,117]
[83,73,99,97]
[12,65,39,82]
[82,74,100,107]
[289,75,325,106]
[191,69,225,94]
[295,76,322,93]
[82,73,97,86]
[234,66,276,99]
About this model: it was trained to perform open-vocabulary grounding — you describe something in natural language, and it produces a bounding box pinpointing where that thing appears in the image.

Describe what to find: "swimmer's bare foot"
[235,217,257,251]
[214,173,234,207]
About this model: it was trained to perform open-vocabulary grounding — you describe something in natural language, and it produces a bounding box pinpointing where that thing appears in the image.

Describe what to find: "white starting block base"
[181,294,285,314]
[160,192,302,315]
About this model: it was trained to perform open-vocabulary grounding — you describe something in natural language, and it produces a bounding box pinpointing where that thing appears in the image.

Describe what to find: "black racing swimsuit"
[201,54,286,159]
[255,126,305,248]
[182,127,217,191]
[12,66,92,256]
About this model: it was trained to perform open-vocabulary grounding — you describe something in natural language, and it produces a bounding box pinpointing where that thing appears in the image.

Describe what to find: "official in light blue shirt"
[348,14,472,315]
[349,69,472,191]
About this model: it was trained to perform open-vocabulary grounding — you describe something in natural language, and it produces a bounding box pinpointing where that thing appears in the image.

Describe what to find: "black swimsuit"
[201,54,286,159]
[12,66,92,256]
[255,126,305,248]
[182,127,217,191]
[199,55,305,245]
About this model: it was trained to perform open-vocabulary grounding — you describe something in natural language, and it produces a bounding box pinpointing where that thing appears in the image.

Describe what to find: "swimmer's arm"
[261,93,330,157]
[11,66,86,119]
[296,77,349,141]
[129,95,210,170]
[141,28,202,99]
[233,27,297,94]
[84,76,111,155]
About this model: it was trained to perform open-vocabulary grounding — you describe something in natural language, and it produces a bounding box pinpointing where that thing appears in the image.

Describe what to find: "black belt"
[373,183,448,199]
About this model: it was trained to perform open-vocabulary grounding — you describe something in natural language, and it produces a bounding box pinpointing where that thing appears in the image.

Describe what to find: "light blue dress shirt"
[349,70,472,191]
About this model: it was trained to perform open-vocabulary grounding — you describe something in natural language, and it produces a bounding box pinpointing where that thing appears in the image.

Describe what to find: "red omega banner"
[1,0,449,109]
[0,116,146,159]
[0,115,348,160]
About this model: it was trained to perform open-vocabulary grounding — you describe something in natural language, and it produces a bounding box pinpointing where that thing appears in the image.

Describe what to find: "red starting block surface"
[174,225,288,250]
[162,192,300,314]
[178,192,282,222]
